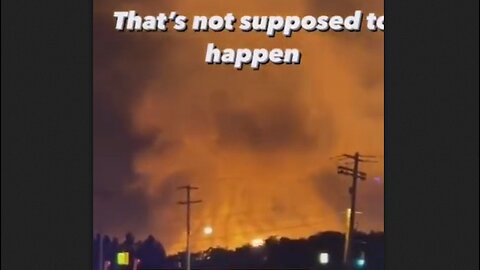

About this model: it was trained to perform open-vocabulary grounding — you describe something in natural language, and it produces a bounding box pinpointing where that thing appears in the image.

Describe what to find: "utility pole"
[336,152,375,269]
[98,231,103,270]
[178,185,202,270]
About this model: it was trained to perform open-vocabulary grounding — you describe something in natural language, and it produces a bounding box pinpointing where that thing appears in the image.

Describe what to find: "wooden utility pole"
[337,152,375,269]
[98,232,103,270]
[178,185,202,270]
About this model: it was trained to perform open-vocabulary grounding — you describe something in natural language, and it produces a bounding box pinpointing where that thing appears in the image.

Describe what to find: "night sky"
[94,0,384,254]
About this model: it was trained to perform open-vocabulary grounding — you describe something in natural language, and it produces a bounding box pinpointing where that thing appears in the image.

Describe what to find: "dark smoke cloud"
[93,15,163,236]
[214,103,334,153]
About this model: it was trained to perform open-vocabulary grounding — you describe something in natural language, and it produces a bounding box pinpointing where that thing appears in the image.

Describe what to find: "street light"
[318,252,329,265]
[203,226,213,236]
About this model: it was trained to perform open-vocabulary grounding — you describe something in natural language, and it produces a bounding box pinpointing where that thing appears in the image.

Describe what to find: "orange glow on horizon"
[94,0,384,255]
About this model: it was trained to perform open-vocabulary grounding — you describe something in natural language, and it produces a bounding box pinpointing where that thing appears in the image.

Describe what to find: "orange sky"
[93,0,384,254]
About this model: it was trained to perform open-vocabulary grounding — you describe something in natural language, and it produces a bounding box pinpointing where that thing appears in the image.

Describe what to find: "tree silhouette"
[93,231,384,270]
[137,235,167,268]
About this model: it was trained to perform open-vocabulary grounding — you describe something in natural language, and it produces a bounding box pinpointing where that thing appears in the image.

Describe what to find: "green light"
[355,258,366,268]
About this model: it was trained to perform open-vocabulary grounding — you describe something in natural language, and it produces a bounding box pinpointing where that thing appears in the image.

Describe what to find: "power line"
[171,220,332,253]
[177,185,202,270]
[191,220,328,244]
[162,202,352,227]
[336,152,377,269]
[186,209,361,239]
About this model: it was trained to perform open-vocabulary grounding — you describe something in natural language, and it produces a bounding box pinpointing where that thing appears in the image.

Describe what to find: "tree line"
[93,230,384,270]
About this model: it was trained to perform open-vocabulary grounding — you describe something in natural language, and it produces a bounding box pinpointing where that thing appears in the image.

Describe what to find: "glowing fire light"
[250,238,265,247]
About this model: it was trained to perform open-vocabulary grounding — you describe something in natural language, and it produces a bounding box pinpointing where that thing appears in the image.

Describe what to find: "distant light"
[250,238,265,247]
[346,208,363,215]
[203,226,213,235]
[117,252,129,265]
[318,252,329,265]
[374,176,382,184]
[355,258,366,268]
